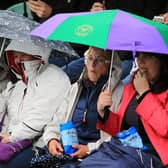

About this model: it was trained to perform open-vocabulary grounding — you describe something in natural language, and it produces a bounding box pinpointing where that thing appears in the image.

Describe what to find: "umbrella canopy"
[0,10,79,58]
[31,9,168,55]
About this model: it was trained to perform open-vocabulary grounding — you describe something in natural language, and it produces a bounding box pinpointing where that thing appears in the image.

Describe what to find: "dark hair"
[151,53,168,93]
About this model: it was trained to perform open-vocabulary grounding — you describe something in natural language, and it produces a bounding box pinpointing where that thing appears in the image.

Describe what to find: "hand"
[163,12,168,24]
[133,71,150,96]
[0,134,10,143]
[90,2,105,12]
[28,0,52,19]
[97,89,112,117]
[70,144,88,159]
[48,139,63,156]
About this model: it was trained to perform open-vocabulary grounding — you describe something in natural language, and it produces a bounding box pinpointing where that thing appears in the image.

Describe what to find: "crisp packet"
[116,127,147,150]
[60,121,79,155]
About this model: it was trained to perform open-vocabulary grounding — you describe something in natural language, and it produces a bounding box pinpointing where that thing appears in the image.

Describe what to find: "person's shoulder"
[41,64,67,76]
[38,64,70,84]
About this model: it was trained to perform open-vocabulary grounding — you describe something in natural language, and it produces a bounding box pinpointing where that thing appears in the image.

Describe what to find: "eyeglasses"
[85,55,110,65]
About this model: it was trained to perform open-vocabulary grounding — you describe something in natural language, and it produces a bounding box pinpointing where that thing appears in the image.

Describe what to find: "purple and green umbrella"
[31,9,168,55]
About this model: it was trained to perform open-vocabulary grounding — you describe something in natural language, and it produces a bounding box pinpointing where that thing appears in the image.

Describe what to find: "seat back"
[7,2,33,19]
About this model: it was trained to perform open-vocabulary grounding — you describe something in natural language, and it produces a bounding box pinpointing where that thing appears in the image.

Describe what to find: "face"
[13,51,36,65]
[137,52,161,84]
[85,47,110,84]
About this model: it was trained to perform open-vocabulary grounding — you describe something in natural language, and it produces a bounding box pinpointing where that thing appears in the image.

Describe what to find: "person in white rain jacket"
[0,39,71,168]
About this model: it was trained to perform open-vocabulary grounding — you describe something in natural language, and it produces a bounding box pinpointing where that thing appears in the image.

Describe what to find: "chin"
[89,78,98,83]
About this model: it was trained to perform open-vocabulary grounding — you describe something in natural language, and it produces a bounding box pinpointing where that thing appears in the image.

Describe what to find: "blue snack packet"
[60,121,79,155]
[116,127,147,150]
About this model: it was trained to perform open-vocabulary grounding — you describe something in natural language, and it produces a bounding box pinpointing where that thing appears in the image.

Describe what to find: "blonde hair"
[87,47,112,61]
[82,47,112,81]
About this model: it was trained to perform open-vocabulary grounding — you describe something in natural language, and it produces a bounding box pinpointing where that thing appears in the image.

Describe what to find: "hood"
[5,40,51,63]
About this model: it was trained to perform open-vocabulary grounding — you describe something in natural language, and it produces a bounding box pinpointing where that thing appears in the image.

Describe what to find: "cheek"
[148,63,160,80]
[101,67,109,76]
[87,69,102,81]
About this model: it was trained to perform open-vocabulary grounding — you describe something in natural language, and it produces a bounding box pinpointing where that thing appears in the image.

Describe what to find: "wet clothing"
[0,40,71,147]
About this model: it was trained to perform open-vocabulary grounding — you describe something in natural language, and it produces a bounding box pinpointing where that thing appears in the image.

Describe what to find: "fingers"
[0,135,10,143]
[134,70,146,79]
[48,139,63,156]
[133,71,150,95]
[70,145,88,158]
[28,2,40,14]
[28,0,52,18]
[28,0,41,10]
[97,90,112,113]
[70,144,80,157]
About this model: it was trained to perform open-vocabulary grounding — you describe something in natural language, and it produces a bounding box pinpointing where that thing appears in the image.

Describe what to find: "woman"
[80,52,168,167]
[0,40,71,168]
[40,47,122,167]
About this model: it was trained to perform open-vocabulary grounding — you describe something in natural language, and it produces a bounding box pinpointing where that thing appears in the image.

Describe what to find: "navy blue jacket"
[72,77,107,145]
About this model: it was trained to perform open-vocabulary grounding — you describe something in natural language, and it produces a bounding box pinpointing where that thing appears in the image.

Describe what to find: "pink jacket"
[97,83,168,165]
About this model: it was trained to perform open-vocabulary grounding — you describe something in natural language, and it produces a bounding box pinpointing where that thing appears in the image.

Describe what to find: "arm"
[136,91,168,137]
[43,91,72,146]
[43,82,80,154]
[0,82,15,143]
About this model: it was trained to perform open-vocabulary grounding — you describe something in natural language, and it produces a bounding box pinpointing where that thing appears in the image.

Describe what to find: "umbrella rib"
[107,50,114,91]
[0,38,7,57]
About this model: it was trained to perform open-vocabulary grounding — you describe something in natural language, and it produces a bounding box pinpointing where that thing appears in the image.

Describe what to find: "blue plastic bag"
[60,121,79,155]
[116,127,147,150]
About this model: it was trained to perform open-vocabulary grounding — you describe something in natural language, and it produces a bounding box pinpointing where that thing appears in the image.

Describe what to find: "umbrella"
[31,9,168,55]
[0,10,79,58]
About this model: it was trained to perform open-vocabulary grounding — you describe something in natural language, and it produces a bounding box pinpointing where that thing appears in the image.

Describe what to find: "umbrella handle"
[0,38,7,57]
[103,106,110,122]
[107,50,114,91]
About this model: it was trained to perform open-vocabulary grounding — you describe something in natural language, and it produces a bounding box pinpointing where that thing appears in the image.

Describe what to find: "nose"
[92,59,98,65]
[90,60,98,67]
